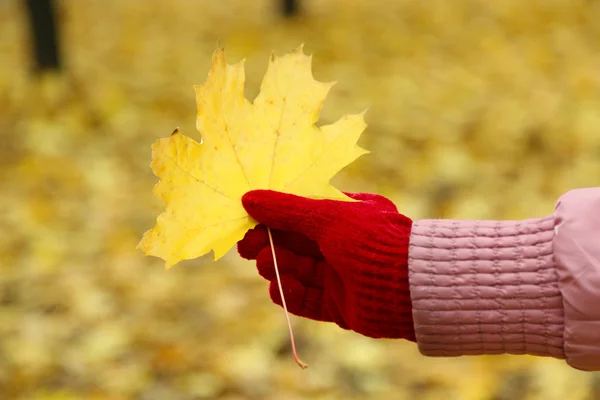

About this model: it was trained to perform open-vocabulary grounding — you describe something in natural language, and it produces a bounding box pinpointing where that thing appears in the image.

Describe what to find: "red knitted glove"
[237,190,416,341]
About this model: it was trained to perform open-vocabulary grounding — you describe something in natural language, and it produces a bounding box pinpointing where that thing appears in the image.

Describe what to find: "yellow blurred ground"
[1,0,600,399]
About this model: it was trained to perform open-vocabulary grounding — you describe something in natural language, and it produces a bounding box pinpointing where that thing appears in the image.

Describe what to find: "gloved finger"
[269,275,327,321]
[242,190,334,241]
[237,225,268,260]
[344,192,399,212]
[322,266,350,329]
[344,192,412,227]
[256,245,324,287]
[325,300,349,330]
[237,224,323,260]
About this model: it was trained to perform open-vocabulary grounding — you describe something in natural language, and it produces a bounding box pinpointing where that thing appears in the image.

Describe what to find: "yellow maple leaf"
[138,45,368,268]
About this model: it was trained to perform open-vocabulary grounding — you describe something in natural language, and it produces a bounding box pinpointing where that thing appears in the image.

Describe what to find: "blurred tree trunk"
[282,0,299,16]
[25,0,61,72]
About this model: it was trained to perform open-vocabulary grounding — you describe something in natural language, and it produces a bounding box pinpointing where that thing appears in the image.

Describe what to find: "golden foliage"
[1,0,599,399]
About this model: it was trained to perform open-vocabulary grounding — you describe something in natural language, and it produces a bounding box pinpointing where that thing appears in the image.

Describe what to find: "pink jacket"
[408,187,600,371]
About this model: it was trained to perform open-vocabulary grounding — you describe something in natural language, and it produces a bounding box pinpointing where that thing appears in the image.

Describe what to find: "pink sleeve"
[408,188,600,371]
[408,216,566,360]
[553,188,600,371]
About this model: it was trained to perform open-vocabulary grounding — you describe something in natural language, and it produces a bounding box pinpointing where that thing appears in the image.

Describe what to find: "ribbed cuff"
[345,213,416,341]
[408,215,565,359]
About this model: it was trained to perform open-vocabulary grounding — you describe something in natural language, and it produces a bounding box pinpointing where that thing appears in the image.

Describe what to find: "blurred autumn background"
[2,0,600,399]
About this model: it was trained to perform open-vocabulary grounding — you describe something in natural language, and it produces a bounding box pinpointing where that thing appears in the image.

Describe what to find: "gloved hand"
[237,190,416,341]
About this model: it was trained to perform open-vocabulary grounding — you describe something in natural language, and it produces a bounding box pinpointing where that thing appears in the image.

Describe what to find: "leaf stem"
[267,227,308,369]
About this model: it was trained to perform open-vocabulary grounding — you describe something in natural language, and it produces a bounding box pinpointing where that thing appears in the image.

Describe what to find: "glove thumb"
[241,190,332,240]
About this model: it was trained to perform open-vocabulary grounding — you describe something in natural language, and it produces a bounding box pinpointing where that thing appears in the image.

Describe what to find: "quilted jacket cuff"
[408,215,565,359]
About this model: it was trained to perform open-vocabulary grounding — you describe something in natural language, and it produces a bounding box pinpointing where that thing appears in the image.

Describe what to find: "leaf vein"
[268,58,299,187]
[283,127,351,190]
[160,149,231,200]
[218,83,251,189]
